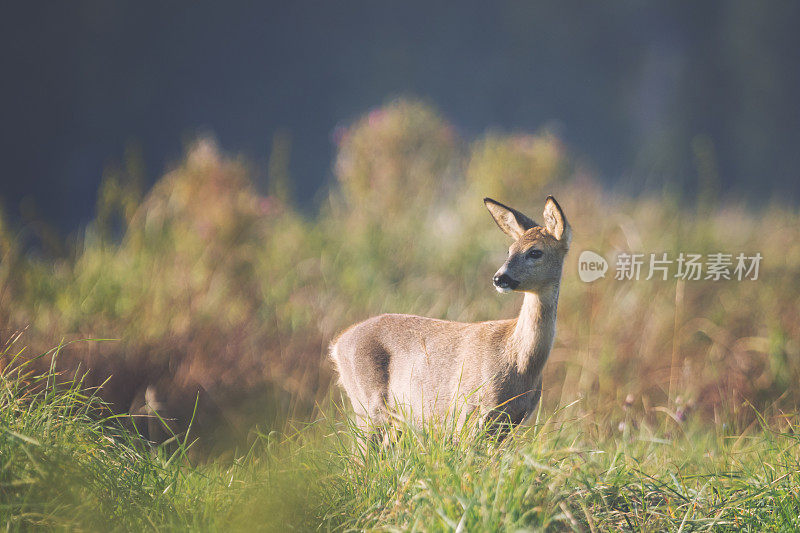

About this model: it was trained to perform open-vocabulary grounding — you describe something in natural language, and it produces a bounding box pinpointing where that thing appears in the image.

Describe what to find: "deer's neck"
[508,285,559,375]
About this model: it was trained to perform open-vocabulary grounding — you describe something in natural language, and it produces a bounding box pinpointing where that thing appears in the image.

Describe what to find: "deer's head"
[484,196,571,294]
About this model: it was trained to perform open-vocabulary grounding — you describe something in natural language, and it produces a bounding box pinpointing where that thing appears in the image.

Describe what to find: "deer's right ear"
[484,198,537,240]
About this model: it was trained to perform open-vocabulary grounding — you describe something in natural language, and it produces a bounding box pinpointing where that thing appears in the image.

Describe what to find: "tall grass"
[0,336,334,530]
[1,338,198,529]
[3,338,799,530]
[327,408,800,531]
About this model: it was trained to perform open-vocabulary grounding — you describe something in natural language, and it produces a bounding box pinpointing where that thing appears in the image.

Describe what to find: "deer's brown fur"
[331,196,571,434]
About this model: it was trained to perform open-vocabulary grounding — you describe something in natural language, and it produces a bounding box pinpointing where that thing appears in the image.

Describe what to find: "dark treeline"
[2,0,799,229]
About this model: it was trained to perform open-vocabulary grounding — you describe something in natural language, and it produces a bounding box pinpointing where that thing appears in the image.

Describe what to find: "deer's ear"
[543,195,571,245]
[484,198,537,240]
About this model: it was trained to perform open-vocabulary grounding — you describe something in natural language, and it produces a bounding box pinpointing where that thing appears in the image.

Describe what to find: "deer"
[330,196,571,439]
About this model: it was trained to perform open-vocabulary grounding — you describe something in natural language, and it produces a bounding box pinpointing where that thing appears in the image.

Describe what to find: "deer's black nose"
[493,274,519,290]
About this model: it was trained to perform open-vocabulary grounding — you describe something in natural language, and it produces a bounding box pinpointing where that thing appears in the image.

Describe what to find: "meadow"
[2,98,800,530]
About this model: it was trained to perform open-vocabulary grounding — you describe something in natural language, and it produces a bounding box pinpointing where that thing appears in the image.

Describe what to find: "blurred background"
[1,2,799,452]
[3,1,800,229]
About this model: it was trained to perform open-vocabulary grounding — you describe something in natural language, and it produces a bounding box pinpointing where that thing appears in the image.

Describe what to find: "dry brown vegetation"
[2,98,799,449]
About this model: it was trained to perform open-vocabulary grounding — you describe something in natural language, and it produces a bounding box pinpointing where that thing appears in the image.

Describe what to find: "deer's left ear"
[543,196,571,246]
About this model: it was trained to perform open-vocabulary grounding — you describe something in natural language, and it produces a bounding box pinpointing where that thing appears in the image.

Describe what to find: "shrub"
[334,98,458,215]
[466,130,568,200]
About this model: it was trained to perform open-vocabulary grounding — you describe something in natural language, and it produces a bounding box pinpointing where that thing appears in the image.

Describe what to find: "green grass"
[3,342,799,531]
[1,341,210,529]
[323,406,800,531]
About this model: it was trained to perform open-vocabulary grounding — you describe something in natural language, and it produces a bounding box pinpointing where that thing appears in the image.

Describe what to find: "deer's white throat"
[510,285,559,375]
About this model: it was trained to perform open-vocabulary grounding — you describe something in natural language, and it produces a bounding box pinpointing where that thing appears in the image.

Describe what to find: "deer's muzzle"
[493,273,519,292]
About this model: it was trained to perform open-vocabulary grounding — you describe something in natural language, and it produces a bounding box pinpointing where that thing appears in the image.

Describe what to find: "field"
[4,350,799,531]
[2,99,800,530]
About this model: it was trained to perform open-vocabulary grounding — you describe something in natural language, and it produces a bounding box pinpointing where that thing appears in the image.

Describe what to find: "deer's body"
[331,197,570,433]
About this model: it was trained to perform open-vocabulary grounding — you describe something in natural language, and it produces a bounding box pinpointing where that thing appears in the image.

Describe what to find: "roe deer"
[330,196,571,436]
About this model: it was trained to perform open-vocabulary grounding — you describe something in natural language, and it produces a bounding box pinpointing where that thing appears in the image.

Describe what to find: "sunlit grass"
[3,341,799,530]
[321,402,800,531]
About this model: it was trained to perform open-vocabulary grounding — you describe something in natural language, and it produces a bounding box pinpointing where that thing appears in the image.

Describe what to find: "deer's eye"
[527,249,543,259]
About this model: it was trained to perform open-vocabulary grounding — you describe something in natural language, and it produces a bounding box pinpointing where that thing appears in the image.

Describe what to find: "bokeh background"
[2,2,800,451]
[4,1,800,228]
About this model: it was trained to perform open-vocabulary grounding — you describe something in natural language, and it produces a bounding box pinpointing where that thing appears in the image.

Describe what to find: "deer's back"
[331,313,514,421]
